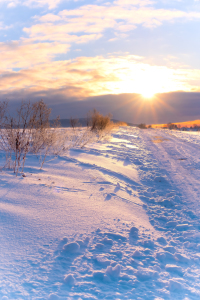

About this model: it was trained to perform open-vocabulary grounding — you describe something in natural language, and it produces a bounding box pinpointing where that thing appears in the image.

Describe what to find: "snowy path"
[142,129,200,214]
[0,127,200,299]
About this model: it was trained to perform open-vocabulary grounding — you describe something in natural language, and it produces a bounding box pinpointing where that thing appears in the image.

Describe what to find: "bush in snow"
[86,109,116,138]
[0,100,59,174]
[138,123,147,129]
[0,102,117,175]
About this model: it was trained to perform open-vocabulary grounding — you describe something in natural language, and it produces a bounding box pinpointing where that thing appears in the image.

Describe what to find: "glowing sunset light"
[141,89,155,99]
[104,58,199,97]
[0,0,199,122]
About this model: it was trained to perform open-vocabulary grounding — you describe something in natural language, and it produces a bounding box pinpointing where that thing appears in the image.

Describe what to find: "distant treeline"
[50,118,129,128]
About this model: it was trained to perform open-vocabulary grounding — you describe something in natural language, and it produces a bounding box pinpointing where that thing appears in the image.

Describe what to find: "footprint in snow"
[129,226,139,238]
[123,156,131,166]
[105,193,112,201]
[154,176,168,184]
[141,239,155,249]
[157,236,167,245]
[114,183,120,193]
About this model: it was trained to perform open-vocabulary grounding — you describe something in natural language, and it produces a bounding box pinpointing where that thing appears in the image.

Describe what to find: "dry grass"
[151,136,169,143]
[0,103,117,175]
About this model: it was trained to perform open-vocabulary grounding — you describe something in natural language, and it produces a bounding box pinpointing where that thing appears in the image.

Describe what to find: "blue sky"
[0,0,200,122]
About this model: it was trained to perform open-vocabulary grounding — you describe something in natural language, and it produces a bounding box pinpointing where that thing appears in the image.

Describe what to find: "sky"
[0,0,200,123]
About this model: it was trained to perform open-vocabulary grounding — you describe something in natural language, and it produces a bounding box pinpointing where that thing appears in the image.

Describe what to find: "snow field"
[0,127,200,299]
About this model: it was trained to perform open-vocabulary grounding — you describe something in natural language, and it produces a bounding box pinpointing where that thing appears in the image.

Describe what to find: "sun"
[141,89,156,99]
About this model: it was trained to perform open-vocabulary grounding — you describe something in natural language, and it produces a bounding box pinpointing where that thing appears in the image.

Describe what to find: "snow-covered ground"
[1,127,200,300]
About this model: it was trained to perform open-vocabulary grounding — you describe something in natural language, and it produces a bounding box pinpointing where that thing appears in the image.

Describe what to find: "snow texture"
[0,127,200,299]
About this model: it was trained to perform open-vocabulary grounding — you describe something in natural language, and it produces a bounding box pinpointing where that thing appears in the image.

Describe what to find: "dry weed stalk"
[0,100,59,175]
[0,102,117,175]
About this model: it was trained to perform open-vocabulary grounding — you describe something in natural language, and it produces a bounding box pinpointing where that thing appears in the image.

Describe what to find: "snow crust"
[0,127,200,299]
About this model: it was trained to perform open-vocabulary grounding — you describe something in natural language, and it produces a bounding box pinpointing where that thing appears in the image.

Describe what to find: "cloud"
[0,55,199,105]
[0,0,63,9]
[0,41,70,69]
[22,1,200,45]
[2,89,200,125]
[25,0,62,9]
[7,2,17,8]
[47,91,200,124]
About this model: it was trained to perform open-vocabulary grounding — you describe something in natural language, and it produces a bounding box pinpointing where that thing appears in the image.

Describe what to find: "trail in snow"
[0,127,200,299]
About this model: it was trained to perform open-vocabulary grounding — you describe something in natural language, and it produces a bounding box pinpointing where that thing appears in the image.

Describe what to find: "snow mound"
[158,199,174,208]
[62,242,80,253]
[156,251,175,262]
[136,268,158,281]
[94,255,111,267]
[102,237,113,245]
[64,274,75,285]
[165,264,183,276]
[175,253,190,263]
[176,224,189,231]
[106,264,121,279]
[132,250,143,258]
[105,232,126,241]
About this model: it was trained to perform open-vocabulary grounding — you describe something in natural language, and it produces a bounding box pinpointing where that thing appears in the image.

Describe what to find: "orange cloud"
[0,41,70,69]
[0,55,200,101]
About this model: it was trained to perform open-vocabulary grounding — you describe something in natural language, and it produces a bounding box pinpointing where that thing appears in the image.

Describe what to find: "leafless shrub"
[70,117,79,130]
[0,101,33,174]
[86,109,115,136]
[138,123,147,129]
[166,123,178,130]
[0,100,60,175]
[0,103,117,175]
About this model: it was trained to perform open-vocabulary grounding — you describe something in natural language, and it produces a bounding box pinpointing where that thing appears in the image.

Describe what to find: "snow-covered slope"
[0,127,200,299]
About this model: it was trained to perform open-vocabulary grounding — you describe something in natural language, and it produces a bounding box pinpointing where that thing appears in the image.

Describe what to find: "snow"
[0,126,200,299]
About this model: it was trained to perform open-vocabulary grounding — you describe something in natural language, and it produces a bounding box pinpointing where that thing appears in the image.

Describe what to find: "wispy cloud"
[0,0,63,9]
[22,1,200,46]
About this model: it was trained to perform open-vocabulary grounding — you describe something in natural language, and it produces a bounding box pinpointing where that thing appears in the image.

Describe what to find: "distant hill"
[50,118,134,127]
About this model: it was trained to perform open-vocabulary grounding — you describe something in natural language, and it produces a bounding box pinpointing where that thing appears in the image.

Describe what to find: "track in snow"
[0,127,200,300]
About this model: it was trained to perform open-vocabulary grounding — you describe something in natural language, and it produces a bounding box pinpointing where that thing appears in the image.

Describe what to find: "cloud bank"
[0,0,199,124]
